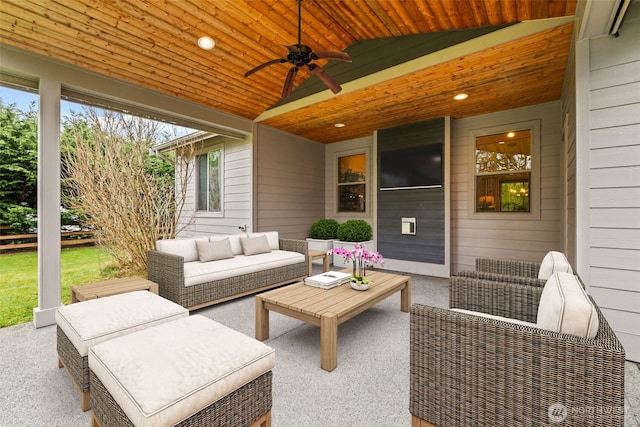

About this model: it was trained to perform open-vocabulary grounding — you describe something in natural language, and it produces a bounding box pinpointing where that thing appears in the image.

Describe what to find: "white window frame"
[468,120,541,220]
[195,143,224,216]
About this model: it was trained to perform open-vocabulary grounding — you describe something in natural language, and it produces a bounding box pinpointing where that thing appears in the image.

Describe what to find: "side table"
[71,277,159,303]
[308,249,330,276]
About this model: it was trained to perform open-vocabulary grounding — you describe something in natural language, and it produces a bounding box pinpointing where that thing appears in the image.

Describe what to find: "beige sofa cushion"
[537,272,599,339]
[538,251,573,280]
[89,315,275,427]
[196,239,234,262]
[183,250,305,287]
[156,237,208,263]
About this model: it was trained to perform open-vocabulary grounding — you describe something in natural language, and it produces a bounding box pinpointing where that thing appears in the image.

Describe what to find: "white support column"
[33,78,62,328]
[574,38,591,291]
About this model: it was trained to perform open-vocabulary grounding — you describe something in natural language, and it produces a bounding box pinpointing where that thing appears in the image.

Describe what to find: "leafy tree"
[0,100,38,225]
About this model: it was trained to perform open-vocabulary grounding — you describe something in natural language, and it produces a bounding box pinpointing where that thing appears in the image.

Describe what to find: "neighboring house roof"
[153,130,218,153]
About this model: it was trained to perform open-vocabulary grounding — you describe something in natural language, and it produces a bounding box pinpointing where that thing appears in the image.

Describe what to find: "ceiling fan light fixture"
[244,0,351,99]
[198,36,215,50]
[453,93,468,100]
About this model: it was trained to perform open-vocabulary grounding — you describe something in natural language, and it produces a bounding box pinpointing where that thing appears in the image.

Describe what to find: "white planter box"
[306,238,337,265]
[331,240,376,269]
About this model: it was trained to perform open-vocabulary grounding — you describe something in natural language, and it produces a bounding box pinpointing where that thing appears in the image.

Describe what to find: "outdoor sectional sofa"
[148,231,308,310]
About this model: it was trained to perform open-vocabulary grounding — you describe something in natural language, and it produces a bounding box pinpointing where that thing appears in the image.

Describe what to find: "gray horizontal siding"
[584,0,640,362]
[451,102,563,273]
[254,124,325,239]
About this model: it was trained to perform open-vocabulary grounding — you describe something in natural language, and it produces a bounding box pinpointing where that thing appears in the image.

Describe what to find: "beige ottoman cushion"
[89,315,275,427]
[56,291,188,357]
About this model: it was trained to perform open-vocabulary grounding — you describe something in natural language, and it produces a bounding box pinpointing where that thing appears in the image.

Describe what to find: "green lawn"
[0,246,116,327]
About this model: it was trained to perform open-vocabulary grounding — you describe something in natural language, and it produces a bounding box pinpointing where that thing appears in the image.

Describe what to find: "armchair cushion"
[537,272,598,339]
[538,251,573,279]
[451,308,537,328]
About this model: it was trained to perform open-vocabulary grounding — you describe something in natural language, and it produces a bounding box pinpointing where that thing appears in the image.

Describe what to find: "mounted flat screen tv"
[380,143,443,190]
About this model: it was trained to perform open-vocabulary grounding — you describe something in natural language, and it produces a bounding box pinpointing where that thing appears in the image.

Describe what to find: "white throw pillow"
[247,231,279,250]
[240,235,272,256]
[156,237,208,263]
[538,251,573,280]
[196,239,234,262]
[537,272,599,339]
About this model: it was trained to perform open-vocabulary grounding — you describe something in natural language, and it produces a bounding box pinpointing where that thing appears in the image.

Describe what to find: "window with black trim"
[475,129,531,212]
[337,153,366,212]
[196,148,222,212]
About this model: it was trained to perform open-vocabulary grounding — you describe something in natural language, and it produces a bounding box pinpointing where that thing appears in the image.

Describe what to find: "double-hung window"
[475,129,532,213]
[337,153,366,212]
[196,147,222,213]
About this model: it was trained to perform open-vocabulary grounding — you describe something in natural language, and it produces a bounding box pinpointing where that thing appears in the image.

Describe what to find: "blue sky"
[1,86,82,118]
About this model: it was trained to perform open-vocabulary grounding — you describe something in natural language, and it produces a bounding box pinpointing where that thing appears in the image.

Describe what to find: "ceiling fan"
[244,0,352,98]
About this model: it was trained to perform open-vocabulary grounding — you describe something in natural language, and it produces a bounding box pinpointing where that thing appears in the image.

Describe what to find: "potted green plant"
[332,219,376,268]
[306,219,340,265]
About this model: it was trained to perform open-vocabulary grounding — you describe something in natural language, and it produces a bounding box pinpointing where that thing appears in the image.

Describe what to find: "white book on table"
[304,271,351,288]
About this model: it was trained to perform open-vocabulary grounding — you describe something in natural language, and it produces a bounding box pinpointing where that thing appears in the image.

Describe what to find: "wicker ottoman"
[88,315,275,427]
[56,291,189,411]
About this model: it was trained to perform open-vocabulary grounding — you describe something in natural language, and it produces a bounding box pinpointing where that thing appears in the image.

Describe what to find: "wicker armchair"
[410,278,625,427]
[456,251,573,287]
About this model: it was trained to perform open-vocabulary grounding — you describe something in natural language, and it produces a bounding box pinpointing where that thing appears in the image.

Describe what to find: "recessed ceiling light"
[498,141,505,144]
[198,36,215,50]
[453,93,468,100]
[334,123,345,128]
[507,132,515,138]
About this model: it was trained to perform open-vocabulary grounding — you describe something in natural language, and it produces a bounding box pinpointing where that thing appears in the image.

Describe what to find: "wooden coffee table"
[255,270,411,371]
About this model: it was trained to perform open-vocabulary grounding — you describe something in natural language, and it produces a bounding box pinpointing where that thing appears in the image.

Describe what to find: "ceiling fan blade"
[282,66,299,98]
[312,51,352,63]
[245,58,287,77]
[308,64,341,94]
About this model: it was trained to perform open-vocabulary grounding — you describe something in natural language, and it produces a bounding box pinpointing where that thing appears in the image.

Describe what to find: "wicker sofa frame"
[147,238,308,310]
[90,370,272,427]
[410,278,626,427]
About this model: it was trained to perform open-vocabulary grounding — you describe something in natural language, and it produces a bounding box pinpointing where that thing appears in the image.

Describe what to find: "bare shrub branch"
[62,109,196,274]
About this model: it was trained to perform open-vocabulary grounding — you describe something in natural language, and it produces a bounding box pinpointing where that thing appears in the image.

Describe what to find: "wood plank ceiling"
[0,0,577,143]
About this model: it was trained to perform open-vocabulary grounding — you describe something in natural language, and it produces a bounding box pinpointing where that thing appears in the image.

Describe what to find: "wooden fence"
[0,230,96,251]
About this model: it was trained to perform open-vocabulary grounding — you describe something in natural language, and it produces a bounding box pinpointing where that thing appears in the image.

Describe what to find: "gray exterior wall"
[450,101,564,273]
[568,0,640,362]
[253,123,325,239]
[179,135,253,237]
[377,119,445,264]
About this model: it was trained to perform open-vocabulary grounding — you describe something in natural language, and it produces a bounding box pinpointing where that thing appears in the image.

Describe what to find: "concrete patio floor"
[1,267,638,426]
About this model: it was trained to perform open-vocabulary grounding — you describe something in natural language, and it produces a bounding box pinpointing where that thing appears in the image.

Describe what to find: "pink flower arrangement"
[328,243,384,282]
